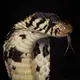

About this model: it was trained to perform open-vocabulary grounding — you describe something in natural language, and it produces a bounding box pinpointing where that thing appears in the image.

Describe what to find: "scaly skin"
[3,12,72,80]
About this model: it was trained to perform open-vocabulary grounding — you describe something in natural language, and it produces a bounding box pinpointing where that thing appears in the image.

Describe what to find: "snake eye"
[55,28,60,34]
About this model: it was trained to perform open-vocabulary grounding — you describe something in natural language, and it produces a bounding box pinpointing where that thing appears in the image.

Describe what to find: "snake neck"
[3,29,49,58]
[3,29,50,80]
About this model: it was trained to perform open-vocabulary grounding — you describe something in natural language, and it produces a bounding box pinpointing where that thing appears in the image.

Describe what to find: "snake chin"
[56,33,68,37]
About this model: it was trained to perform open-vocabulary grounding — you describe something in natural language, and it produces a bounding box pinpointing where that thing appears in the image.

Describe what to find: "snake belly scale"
[3,12,72,80]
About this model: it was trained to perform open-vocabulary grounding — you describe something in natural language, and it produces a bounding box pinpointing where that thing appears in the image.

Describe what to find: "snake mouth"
[56,32,69,37]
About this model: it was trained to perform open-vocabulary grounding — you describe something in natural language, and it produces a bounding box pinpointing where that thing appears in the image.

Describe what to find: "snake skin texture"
[3,12,72,80]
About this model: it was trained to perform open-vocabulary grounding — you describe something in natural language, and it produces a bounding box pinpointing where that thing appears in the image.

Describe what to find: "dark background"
[0,0,80,80]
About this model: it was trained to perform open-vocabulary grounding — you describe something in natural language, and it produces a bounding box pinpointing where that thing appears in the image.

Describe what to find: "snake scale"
[3,12,72,80]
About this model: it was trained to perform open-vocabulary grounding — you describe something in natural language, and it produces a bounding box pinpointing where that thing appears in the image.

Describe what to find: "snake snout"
[65,23,72,34]
[60,21,73,34]
[64,21,72,32]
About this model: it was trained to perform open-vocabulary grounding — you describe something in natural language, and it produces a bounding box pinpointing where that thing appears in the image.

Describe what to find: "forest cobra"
[3,12,73,80]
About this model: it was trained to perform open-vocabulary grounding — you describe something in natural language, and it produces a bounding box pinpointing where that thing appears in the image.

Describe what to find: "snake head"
[52,21,72,37]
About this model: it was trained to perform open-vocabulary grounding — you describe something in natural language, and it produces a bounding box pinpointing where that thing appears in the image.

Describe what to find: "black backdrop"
[0,0,80,80]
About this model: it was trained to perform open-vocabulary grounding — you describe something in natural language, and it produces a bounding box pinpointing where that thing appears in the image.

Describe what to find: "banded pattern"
[3,12,72,80]
[14,12,72,37]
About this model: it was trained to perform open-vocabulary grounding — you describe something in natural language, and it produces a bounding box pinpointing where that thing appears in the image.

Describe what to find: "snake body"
[3,12,72,80]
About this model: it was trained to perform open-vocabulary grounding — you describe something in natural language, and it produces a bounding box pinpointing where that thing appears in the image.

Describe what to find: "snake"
[3,12,73,80]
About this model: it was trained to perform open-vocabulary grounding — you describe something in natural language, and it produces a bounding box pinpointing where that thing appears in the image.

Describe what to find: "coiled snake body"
[3,12,72,80]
